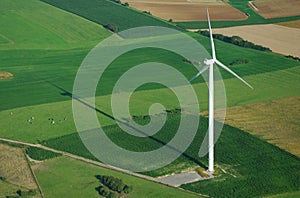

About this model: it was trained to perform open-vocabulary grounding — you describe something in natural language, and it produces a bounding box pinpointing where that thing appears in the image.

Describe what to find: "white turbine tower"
[190,9,253,173]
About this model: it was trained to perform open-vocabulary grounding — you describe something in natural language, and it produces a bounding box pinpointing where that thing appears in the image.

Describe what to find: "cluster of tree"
[229,59,249,66]
[285,55,300,61]
[96,175,133,198]
[198,30,271,52]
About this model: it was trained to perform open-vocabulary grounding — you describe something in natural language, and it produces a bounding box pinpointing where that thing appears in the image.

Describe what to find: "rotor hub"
[204,58,215,66]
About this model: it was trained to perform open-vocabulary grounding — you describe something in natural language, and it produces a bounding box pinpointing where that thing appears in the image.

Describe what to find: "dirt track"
[212,24,300,57]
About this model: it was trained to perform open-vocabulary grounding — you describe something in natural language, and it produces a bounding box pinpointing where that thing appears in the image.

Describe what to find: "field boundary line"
[24,153,44,198]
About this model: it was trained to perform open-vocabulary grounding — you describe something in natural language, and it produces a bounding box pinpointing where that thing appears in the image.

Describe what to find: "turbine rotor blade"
[207,9,216,60]
[189,65,209,82]
[215,60,253,89]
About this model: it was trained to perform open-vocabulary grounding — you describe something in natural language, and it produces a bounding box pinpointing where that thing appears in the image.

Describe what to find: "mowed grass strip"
[33,157,200,198]
[1,65,300,143]
[212,96,300,158]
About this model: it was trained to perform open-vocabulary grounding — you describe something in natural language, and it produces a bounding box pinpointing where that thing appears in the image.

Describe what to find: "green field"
[1,0,299,112]
[0,65,299,143]
[1,0,300,197]
[41,0,177,32]
[39,113,300,197]
[34,157,199,198]
[176,0,300,29]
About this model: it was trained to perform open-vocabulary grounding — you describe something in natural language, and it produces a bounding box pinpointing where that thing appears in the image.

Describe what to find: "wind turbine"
[190,9,253,173]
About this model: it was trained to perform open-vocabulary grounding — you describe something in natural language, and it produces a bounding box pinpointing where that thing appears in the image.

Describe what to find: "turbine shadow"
[45,80,207,170]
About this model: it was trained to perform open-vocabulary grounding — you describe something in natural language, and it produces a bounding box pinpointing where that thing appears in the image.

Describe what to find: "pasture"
[253,0,300,19]
[33,157,199,198]
[122,0,247,21]
[211,24,300,57]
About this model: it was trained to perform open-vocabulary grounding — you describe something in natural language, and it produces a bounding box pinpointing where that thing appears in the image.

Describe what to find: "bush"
[97,185,110,197]
[123,185,133,193]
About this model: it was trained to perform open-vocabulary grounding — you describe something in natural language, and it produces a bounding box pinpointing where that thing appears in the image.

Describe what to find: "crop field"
[41,0,176,32]
[278,20,300,29]
[1,0,300,197]
[211,24,300,57]
[33,157,199,198]
[122,0,247,21]
[177,0,300,28]
[0,65,299,143]
[40,114,300,197]
[253,0,300,19]
[0,0,110,50]
[212,96,300,157]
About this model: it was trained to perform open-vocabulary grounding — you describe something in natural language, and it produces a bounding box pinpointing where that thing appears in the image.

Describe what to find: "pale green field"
[34,156,199,198]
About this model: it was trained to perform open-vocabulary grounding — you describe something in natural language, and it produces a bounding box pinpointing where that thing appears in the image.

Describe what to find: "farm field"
[211,24,300,57]
[41,0,176,32]
[1,0,300,197]
[253,0,300,19]
[40,113,300,197]
[177,0,300,28]
[1,65,300,143]
[213,96,300,158]
[33,156,199,198]
[1,25,300,111]
[0,0,110,50]
[278,20,300,29]
[122,0,247,21]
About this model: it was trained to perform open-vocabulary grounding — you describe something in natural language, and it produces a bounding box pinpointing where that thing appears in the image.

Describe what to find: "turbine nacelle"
[204,58,215,66]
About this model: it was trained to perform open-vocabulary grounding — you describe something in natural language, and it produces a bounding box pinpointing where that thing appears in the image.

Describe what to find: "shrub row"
[198,30,271,52]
